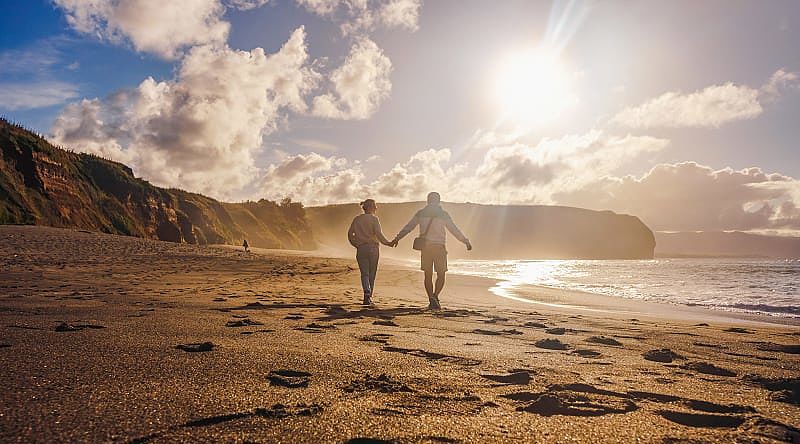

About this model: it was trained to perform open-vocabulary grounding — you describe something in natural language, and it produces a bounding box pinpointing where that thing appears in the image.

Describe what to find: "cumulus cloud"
[556,162,800,232]
[611,83,763,129]
[259,131,669,206]
[51,27,319,198]
[260,148,461,205]
[53,0,230,59]
[312,37,392,119]
[0,81,79,110]
[295,0,421,34]
[612,69,800,129]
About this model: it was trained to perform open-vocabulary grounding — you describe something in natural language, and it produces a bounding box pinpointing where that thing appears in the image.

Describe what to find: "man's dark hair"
[427,192,441,204]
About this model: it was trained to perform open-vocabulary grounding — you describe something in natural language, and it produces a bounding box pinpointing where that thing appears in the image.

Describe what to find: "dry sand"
[0,225,798,443]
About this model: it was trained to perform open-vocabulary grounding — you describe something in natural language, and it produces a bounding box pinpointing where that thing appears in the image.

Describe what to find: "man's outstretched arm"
[444,214,472,250]
[393,213,419,242]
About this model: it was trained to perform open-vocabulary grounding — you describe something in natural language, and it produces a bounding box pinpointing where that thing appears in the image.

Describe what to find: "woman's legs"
[368,246,379,296]
[356,246,372,298]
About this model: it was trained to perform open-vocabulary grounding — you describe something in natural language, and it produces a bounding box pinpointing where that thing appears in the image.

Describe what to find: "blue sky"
[1,1,799,233]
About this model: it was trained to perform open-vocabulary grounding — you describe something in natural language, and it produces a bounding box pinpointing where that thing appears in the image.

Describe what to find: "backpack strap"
[420,215,435,239]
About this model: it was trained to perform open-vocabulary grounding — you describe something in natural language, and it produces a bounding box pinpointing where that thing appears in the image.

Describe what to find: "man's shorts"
[421,243,447,273]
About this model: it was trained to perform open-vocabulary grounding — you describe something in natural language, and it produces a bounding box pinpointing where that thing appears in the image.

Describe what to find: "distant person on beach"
[392,192,471,309]
[348,199,396,305]
[242,239,249,253]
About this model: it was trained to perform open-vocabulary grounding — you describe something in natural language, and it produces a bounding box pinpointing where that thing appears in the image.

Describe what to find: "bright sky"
[1,0,799,234]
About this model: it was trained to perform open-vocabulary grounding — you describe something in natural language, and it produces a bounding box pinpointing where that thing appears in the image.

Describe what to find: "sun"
[492,47,575,125]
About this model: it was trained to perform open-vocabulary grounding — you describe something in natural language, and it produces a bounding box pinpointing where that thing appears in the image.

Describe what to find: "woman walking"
[347,199,396,305]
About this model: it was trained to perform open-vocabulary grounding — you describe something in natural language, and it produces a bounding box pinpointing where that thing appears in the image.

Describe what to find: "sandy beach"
[1,225,798,443]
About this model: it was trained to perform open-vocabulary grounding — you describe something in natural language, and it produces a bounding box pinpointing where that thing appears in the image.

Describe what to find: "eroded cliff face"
[308,202,656,260]
[0,119,315,250]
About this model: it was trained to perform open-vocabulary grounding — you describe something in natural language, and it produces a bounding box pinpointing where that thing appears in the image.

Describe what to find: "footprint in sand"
[480,371,531,385]
[740,417,800,442]
[473,328,523,336]
[534,338,569,350]
[523,322,548,329]
[176,342,214,352]
[572,349,601,358]
[344,374,414,393]
[182,403,322,428]
[743,375,799,405]
[755,342,800,355]
[295,322,336,333]
[502,383,636,417]
[360,333,393,344]
[345,439,395,444]
[680,362,736,377]
[381,345,481,366]
[643,349,685,363]
[268,370,311,388]
[54,322,106,332]
[657,410,745,428]
[724,327,753,334]
[225,318,263,327]
[585,336,623,347]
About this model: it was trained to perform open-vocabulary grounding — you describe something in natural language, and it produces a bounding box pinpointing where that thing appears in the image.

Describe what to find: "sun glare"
[492,47,575,125]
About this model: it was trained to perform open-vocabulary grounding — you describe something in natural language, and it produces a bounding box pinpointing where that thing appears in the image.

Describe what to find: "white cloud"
[612,69,800,129]
[0,81,80,110]
[259,131,669,206]
[53,0,230,59]
[611,83,762,129]
[312,37,392,119]
[760,68,800,102]
[51,27,319,199]
[225,0,270,10]
[556,162,800,232]
[294,0,421,35]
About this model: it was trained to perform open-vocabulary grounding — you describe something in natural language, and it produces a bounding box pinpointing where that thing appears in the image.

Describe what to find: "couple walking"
[347,192,472,309]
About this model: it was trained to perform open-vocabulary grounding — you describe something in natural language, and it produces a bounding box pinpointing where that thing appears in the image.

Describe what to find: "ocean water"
[447,258,800,318]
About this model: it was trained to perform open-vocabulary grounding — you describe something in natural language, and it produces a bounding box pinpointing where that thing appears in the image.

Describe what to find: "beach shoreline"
[2,226,798,443]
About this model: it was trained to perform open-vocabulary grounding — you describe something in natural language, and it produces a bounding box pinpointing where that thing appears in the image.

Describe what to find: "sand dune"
[0,226,798,443]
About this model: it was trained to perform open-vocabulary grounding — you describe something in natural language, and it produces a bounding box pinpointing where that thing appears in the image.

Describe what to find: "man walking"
[392,192,472,309]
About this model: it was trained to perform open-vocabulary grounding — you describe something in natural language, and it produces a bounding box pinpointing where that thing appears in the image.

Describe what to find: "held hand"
[391,240,398,247]
[466,241,472,251]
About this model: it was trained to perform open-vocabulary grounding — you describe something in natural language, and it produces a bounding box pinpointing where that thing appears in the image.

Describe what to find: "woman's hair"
[360,199,377,211]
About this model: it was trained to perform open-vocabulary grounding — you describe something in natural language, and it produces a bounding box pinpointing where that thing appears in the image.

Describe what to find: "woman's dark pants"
[356,243,379,298]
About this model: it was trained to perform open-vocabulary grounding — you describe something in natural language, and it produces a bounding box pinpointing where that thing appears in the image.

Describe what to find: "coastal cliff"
[0,118,315,249]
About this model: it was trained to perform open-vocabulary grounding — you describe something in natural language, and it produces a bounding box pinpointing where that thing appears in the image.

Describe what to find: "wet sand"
[1,225,798,443]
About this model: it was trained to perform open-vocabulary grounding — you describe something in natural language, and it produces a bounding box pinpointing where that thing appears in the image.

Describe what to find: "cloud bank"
[612,69,799,129]
[53,28,318,197]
